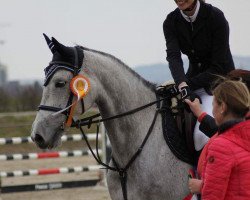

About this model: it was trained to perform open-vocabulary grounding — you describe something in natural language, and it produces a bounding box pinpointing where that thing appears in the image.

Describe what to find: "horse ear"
[51,37,69,56]
[43,33,56,53]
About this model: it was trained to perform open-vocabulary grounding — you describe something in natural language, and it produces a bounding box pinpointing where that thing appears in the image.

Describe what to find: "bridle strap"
[76,102,160,200]
[38,105,62,112]
[71,96,168,128]
[112,109,159,200]
[38,93,85,116]
[77,124,117,171]
[74,92,167,200]
[71,84,180,128]
[80,99,85,114]
[49,61,75,68]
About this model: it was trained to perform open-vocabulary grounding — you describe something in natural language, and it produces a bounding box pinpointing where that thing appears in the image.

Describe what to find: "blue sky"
[0,0,250,80]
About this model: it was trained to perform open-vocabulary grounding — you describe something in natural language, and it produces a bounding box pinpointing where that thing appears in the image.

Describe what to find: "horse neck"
[84,50,157,164]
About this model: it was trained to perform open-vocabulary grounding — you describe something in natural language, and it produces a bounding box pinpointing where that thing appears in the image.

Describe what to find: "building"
[0,61,7,86]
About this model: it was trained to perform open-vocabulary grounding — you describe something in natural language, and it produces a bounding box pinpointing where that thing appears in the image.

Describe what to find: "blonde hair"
[213,79,250,118]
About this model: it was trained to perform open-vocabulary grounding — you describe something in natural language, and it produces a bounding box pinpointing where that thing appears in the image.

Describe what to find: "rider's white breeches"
[193,89,213,151]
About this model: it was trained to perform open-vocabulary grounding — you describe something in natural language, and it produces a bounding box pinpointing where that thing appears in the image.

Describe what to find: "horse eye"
[55,81,66,88]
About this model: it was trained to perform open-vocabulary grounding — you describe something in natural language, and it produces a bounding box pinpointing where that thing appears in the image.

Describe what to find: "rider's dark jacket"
[163,1,235,91]
[199,112,250,138]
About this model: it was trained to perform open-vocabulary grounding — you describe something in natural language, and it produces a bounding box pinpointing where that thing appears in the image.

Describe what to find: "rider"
[163,0,235,152]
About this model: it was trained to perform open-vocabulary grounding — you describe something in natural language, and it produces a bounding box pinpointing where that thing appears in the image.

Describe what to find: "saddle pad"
[161,104,195,165]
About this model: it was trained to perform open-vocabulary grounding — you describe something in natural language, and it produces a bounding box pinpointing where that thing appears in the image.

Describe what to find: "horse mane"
[78,46,156,91]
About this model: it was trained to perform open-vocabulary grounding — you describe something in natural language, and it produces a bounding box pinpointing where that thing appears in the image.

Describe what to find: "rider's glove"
[179,85,202,112]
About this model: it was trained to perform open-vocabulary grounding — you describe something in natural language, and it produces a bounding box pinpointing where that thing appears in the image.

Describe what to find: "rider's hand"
[184,98,203,118]
[179,85,202,112]
[188,178,202,194]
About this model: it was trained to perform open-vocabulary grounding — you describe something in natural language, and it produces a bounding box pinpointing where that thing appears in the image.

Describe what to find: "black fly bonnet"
[43,34,84,86]
[38,34,84,122]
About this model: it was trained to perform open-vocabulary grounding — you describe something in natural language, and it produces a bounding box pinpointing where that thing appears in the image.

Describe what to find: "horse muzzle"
[31,115,65,149]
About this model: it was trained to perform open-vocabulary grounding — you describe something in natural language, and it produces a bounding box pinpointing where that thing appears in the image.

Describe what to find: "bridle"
[37,45,179,200]
[38,46,85,127]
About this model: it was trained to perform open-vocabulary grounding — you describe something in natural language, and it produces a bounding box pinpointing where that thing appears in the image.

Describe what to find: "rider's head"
[174,0,205,11]
[174,0,197,11]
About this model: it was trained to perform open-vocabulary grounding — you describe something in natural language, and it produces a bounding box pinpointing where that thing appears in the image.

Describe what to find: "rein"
[70,83,181,200]
[71,96,168,128]
[73,94,166,200]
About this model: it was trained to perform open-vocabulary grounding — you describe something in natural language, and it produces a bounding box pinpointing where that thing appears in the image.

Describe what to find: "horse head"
[31,34,97,149]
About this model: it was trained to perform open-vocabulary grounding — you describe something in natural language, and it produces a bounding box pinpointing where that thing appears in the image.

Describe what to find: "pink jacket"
[201,119,250,200]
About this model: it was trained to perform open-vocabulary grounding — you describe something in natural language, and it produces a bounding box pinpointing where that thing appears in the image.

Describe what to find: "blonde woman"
[188,79,250,199]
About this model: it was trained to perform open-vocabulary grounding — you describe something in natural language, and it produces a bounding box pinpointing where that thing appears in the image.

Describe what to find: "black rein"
[73,94,169,200]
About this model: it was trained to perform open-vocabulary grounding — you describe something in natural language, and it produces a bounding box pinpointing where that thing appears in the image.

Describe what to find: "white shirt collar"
[180,0,200,23]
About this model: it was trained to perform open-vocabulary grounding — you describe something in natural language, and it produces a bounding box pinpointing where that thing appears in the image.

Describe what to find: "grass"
[0,115,36,138]
[0,109,101,154]
[0,109,99,138]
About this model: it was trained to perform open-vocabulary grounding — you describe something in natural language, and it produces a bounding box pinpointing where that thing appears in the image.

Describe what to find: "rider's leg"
[193,89,213,151]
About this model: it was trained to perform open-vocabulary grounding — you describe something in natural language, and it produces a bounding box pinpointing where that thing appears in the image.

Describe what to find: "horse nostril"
[34,134,45,146]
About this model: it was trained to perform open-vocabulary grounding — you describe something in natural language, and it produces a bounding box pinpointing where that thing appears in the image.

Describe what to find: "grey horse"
[31,36,191,200]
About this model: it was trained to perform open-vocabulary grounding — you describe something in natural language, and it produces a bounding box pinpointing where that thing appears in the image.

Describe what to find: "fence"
[0,124,107,193]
